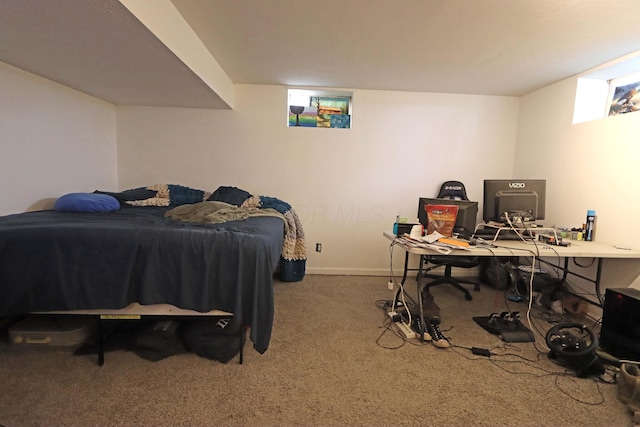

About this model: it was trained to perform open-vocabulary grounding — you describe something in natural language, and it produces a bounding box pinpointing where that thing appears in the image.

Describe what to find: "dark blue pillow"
[168,184,206,206]
[207,186,251,206]
[55,193,120,213]
[259,196,291,214]
[94,188,158,203]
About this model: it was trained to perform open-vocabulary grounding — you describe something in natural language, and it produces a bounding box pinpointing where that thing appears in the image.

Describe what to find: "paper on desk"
[414,232,471,251]
[423,243,454,254]
[398,233,454,254]
[421,231,443,243]
[432,241,472,251]
[405,231,443,243]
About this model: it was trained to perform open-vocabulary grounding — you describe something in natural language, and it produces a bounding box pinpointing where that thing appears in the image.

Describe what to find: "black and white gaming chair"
[419,181,480,301]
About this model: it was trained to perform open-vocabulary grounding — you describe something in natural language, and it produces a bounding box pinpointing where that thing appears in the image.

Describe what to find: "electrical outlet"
[315,243,322,252]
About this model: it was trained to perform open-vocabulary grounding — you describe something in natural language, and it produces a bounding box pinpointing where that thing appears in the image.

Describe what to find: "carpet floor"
[0,274,633,427]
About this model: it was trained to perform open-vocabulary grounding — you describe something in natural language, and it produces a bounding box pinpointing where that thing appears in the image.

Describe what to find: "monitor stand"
[473,223,558,242]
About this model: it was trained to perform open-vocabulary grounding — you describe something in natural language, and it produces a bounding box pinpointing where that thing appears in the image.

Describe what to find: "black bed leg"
[97,317,105,366]
[239,326,247,365]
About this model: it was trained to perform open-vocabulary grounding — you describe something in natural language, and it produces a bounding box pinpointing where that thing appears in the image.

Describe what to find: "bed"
[0,184,307,355]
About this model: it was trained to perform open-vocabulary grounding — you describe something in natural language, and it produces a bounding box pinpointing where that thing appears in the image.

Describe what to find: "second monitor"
[482,179,546,223]
[418,197,479,237]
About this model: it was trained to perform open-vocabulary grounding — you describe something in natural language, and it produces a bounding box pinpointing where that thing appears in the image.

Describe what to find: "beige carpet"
[0,275,633,427]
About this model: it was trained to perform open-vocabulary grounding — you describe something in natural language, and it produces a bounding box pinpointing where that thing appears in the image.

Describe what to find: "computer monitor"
[482,179,546,223]
[418,197,479,236]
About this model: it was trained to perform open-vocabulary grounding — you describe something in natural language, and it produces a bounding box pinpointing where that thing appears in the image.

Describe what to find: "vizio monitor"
[482,179,546,223]
[418,197,479,236]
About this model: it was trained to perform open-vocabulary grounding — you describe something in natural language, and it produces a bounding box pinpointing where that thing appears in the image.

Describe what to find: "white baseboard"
[304,267,390,276]
[304,266,480,277]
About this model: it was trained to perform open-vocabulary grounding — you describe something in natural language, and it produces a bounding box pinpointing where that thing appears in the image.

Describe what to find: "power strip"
[387,310,401,322]
[393,320,417,340]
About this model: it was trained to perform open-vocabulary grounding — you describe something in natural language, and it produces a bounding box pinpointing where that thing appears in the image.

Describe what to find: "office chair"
[419,180,480,301]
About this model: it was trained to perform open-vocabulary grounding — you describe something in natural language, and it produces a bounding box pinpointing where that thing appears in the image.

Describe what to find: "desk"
[383,231,640,340]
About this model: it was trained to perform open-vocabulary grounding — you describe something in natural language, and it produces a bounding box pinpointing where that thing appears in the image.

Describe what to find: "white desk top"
[383,231,640,259]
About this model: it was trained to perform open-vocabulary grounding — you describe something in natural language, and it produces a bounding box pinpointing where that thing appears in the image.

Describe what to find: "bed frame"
[40,303,245,365]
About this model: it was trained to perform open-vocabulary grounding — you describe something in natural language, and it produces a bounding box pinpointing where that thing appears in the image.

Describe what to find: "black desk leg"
[594,257,604,305]
[401,251,410,285]
[417,255,428,342]
[393,251,411,307]
[553,256,605,307]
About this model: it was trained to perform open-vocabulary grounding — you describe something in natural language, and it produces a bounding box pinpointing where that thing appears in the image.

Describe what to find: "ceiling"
[2,0,640,108]
[0,0,229,108]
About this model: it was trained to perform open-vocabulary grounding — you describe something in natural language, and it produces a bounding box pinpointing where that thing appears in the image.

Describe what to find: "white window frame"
[573,53,640,124]
[287,88,353,128]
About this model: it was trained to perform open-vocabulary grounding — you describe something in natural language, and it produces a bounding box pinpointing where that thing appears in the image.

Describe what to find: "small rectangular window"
[572,54,640,124]
[288,89,352,128]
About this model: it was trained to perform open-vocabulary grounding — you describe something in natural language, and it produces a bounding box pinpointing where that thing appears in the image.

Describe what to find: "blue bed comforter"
[0,205,284,354]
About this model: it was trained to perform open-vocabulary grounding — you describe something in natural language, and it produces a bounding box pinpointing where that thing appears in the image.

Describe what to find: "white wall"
[3,53,638,288]
[4,52,638,286]
[516,76,640,248]
[0,62,118,215]
[117,84,520,275]
[515,74,640,294]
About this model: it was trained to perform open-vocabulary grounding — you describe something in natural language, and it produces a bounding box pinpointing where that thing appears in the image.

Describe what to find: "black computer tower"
[599,287,640,361]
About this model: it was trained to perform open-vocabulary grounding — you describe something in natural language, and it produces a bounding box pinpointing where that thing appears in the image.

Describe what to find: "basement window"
[573,54,640,124]
[287,89,352,128]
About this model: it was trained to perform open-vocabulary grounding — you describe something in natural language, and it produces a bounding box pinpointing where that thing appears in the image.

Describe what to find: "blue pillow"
[54,193,120,213]
[259,196,291,214]
[94,188,157,203]
[168,184,207,206]
[207,186,251,206]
